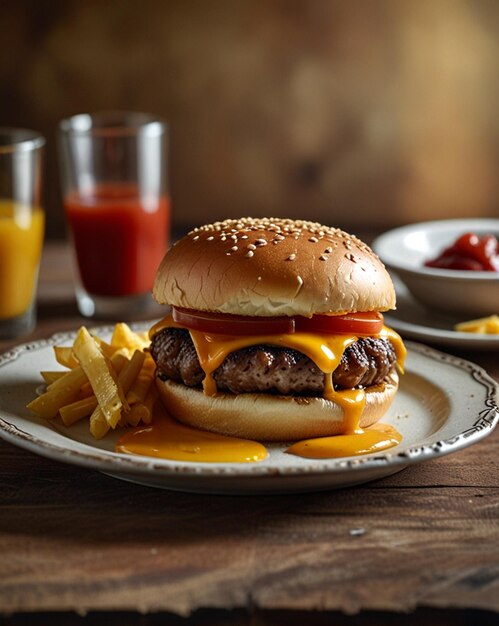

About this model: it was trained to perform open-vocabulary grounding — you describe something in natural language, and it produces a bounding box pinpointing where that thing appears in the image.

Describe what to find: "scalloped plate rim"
[0,324,497,491]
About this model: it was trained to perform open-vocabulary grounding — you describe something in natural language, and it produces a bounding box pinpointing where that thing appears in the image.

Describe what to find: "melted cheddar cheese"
[117,403,268,463]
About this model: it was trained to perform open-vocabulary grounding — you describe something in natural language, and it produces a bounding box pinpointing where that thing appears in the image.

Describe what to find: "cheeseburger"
[149,218,405,441]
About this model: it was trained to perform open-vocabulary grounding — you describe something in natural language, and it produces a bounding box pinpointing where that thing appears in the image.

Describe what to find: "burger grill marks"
[150,328,397,396]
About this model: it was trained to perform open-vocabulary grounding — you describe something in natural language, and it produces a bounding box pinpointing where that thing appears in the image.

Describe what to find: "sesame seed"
[193,235,199,241]
[187,220,369,258]
[231,246,238,251]
[286,254,296,261]
[245,250,254,258]
[319,254,328,261]
[247,244,256,251]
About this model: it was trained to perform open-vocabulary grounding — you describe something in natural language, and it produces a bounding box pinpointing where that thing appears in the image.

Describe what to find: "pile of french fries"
[27,323,157,439]
[454,314,499,335]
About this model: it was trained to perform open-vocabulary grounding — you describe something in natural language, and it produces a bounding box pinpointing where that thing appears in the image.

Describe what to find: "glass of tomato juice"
[0,128,45,339]
[58,112,170,318]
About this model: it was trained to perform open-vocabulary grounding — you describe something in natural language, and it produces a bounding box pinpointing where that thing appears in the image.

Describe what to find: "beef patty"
[150,328,397,396]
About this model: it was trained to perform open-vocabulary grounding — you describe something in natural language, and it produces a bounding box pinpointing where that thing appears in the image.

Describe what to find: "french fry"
[455,315,499,335]
[92,336,119,360]
[110,351,128,373]
[136,330,150,345]
[40,371,66,384]
[90,406,110,439]
[78,381,94,398]
[28,323,157,438]
[54,346,79,369]
[112,350,148,428]
[123,403,148,426]
[119,355,157,426]
[27,367,88,418]
[60,396,99,426]
[88,350,145,436]
[72,326,128,428]
[123,386,157,427]
[111,323,150,352]
[118,349,146,395]
[59,353,129,426]
[126,354,154,405]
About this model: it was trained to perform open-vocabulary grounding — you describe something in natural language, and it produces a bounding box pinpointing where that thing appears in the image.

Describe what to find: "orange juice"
[0,200,44,319]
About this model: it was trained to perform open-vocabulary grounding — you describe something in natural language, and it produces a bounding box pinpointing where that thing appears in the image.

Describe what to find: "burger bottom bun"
[155,370,399,442]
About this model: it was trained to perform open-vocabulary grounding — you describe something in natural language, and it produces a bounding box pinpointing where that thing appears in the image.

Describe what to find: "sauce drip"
[115,401,402,462]
[286,424,402,459]
[116,403,267,463]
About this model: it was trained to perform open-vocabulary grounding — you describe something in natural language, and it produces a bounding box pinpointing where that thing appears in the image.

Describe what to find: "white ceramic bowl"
[372,219,499,317]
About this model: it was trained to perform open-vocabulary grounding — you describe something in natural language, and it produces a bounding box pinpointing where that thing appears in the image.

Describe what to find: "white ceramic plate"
[385,277,499,351]
[0,326,497,494]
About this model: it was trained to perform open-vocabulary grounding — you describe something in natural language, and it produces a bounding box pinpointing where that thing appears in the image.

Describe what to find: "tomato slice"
[172,307,294,335]
[172,307,384,336]
[295,312,383,335]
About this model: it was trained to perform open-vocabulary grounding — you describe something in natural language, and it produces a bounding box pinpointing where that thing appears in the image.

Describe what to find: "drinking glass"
[0,128,45,339]
[58,112,169,318]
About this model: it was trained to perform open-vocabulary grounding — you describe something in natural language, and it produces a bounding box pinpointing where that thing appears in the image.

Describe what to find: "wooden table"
[1,242,498,626]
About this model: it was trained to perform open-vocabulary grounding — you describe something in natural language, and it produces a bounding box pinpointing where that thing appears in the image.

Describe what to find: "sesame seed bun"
[153,218,396,317]
[156,370,399,441]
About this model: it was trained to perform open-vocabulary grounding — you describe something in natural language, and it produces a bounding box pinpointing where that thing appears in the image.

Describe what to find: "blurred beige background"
[1,0,498,238]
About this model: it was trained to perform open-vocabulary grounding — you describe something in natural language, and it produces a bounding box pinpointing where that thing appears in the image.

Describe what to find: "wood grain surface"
[0,243,498,624]
[4,2,499,240]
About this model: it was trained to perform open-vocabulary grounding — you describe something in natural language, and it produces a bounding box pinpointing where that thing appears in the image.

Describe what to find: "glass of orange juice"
[0,128,45,339]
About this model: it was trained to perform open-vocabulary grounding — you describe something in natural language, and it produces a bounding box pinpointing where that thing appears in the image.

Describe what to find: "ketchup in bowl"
[424,232,499,272]
[65,184,170,297]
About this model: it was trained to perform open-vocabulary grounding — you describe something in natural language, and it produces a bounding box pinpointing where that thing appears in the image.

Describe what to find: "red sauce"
[65,184,170,296]
[425,232,499,272]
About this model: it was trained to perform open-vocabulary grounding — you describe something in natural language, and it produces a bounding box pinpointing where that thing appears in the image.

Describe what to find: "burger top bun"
[153,217,396,317]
